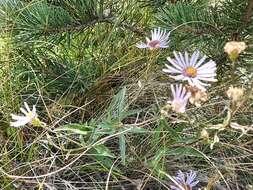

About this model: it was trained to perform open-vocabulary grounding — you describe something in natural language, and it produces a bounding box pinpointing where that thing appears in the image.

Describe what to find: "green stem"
[231,60,236,79]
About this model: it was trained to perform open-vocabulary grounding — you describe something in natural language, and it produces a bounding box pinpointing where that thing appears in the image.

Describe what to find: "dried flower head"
[187,86,208,107]
[163,50,217,91]
[10,102,43,127]
[136,27,170,50]
[226,86,244,103]
[224,41,247,61]
[170,170,199,190]
[168,84,191,113]
[200,129,209,140]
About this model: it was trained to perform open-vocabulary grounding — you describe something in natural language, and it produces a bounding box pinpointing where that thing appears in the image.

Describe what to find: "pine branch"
[43,16,145,36]
[171,24,222,36]
[2,16,145,36]
[42,17,112,34]
[105,20,146,36]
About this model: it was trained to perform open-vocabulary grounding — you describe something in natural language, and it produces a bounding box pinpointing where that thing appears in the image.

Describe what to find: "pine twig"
[2,16,145,36]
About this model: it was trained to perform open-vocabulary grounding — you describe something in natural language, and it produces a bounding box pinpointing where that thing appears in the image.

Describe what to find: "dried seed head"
[226,86,244,103]
[200,129,209,140]
[187,86,208,107]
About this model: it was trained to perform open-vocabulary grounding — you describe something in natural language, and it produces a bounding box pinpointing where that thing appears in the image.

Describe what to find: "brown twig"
[242,0,253,28]
[233,0,253,40]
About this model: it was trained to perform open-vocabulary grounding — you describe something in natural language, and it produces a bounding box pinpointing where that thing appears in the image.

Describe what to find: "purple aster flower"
[168,84,191,113]
[170,170,199,190]
[163,50,217,91]
[136,27,170,49]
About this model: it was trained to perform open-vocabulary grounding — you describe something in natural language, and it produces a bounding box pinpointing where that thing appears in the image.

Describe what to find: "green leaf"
[93,144,115,158]
[168,147,204,158]
[127,127,148,133]
[148,148,167,177]
[119,109,140,120]
[54,123,91,135]
[149,148,167,167]
[108,86,127,119]
[119,132,126,165]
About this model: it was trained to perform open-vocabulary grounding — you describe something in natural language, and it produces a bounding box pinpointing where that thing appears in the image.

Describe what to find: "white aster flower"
[136,27,170,49]
[163,50,217,91]
[10,102,41,127]
[168,84,191,113]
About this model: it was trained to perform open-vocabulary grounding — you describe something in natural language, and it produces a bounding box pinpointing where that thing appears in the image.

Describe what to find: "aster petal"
[20,107,28,115]
[190,50,200,66]
[151,29,155,40]
[197,61,216,70]
[145,37,151,43]
[167,57,184,70]
[176,170,186,183]
[175,84,181,98]
[191,51,197,66]
[151,28,157,40]
[163,64,182,73]
[195,55,207,68]
[183,92,191,101]
[190,180,199,187]
[170,185,181,190]
[11,114,27,121]
[136,42,148,49]
[159,28,166,40]
[174,51,185,68]
[179,52,187,67]
[32,105,36,113]
[187,78,195,87]
[159,44,169,48]
[156,27,161,39]
[171,84,176,98]
[192,79,208,91]
[185,51,189,66]
[197,66,216,72]
[10,117,30,127]
[171,75,186,81]
[24,102,30,112]
[186,170,196,184]
[180,85,187,99]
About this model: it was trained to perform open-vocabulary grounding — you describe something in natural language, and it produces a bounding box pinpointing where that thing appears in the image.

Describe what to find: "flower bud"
[200,129,209,140]
[224,41,246,62]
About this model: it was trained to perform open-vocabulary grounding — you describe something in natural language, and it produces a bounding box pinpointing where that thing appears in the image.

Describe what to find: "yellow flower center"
[27,112,41,127]
[184,67,197,77]
[31,118,41,127]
